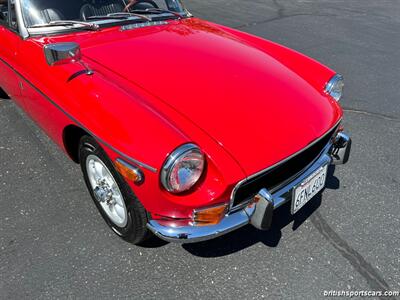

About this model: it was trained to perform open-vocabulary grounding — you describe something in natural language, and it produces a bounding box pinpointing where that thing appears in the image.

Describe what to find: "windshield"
[21,0,188,28]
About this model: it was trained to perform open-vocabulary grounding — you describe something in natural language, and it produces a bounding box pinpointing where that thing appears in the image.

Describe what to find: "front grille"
[231,124,339,208]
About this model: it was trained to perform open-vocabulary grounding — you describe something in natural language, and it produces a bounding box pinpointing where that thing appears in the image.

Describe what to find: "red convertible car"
[0,0,351,244]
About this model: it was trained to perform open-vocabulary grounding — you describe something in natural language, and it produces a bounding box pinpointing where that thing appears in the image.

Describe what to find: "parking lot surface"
[1,0,399,299]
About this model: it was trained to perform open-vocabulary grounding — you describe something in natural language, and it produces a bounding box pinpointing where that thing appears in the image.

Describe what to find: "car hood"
[82,19,341,175]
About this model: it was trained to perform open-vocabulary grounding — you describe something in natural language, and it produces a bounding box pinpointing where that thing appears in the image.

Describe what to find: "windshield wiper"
[86,15,128,20]
[108,12,152,21]
[87,12,151,21]
[130,8,183,19]
[29,20,99,31]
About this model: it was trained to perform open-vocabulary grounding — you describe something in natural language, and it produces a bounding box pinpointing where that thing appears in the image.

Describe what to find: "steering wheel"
[129,0,159,10]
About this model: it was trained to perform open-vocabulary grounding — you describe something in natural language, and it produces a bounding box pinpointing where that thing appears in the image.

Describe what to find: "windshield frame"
[14,0,191,39]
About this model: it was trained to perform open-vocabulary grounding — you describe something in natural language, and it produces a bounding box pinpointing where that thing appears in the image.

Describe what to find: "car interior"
[20,0,176,26]
[0,0,8,22]
[0,0,17,29]
[80,0,158,21]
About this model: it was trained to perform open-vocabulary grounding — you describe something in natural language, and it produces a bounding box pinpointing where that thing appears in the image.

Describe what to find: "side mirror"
[44,42,82,66]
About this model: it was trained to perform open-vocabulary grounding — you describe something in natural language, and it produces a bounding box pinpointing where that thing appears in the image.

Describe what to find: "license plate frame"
[291,164,328,214]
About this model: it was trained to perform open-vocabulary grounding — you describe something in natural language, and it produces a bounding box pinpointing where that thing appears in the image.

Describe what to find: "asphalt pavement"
[1,0,399,299]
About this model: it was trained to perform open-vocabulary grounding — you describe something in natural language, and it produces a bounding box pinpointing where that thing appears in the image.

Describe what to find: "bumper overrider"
[147,132,352,243]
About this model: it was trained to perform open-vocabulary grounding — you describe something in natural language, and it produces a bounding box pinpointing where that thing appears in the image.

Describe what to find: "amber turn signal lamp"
[193,204,228,226]
[114,159,144,185]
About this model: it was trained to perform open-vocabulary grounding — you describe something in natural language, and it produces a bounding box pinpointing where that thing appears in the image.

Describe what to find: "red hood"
[81,18,341,175]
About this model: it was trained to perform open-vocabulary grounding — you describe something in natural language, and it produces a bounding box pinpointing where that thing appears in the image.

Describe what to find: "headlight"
[325,74,344,101]
[161,144,205,194]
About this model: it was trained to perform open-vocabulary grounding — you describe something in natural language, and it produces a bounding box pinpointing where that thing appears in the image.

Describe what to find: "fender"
[18,38,188,171]
[15,37,246,218]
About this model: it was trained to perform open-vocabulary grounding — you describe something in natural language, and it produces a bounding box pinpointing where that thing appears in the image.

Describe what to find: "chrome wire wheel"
[86,154,128,227]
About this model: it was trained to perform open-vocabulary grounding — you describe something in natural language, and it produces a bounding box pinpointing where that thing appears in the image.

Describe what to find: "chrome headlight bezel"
[325,74,344,101]
[161,143,205,194]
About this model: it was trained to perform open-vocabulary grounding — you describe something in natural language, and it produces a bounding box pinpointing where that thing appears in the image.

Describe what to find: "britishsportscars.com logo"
[323,290,399,298]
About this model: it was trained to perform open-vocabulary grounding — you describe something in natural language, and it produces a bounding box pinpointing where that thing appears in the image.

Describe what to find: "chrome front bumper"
[147,133,351,244]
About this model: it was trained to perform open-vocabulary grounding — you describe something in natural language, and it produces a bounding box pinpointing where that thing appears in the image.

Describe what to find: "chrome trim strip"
[0,56,158,173]
[229,119,342,210]
[121,21,168,31]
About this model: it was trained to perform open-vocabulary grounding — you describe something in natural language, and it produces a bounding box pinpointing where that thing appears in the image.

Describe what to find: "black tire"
[0,87,9,99]
[79,135,152,244]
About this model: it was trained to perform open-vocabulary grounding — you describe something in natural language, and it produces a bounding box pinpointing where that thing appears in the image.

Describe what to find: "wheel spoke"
[88,161,98,187]
[105,174,115,187]
[94,161,104,178]
[111,183,118,193]
[114,203,126,220]
[103,204,112,215]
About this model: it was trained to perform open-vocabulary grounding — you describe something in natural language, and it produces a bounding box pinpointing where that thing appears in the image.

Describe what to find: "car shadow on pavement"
[325,165,339,190]
[141,166,340,256]
[181,196,322,257]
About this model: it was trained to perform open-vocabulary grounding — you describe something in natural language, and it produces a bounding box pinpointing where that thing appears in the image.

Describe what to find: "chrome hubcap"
[86,155,128,227]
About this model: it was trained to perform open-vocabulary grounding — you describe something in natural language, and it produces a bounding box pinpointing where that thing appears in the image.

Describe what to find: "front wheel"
[0,87,9,99]
[79,136,151,244]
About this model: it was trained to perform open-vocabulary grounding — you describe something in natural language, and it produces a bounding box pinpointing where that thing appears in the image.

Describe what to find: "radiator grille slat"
[232,125,338,208]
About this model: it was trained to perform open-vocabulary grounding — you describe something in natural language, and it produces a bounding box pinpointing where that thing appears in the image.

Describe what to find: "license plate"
[292,165,328,214]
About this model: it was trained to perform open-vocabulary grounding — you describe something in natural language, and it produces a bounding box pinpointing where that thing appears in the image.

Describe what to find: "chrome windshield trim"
[15,0,29,39]
[229,119,342,210]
